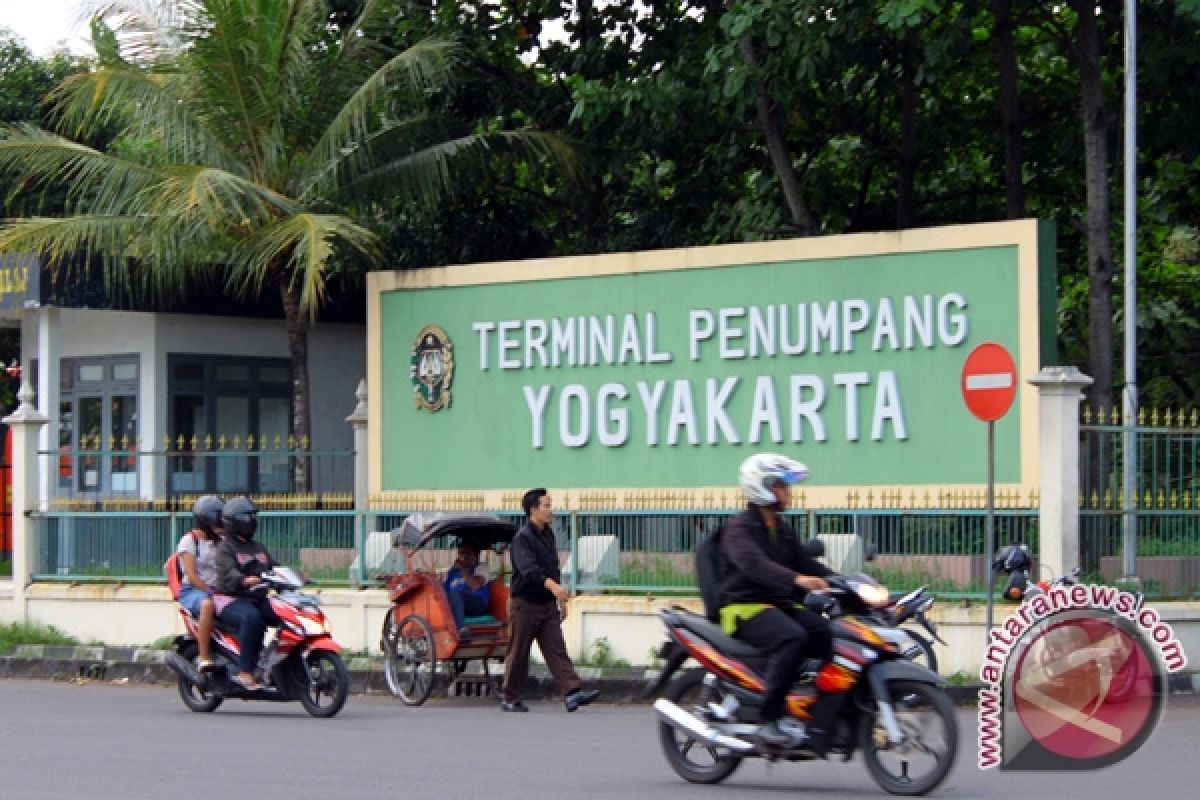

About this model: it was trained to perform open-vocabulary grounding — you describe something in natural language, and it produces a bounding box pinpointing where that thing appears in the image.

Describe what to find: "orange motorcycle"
[647,573,958,796]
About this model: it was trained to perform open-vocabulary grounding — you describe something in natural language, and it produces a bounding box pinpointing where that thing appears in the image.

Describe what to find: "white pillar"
[28,307,58,510]
[346,379,368,512]
[3,381,49,616]
[346,380,368,584]
[1027,366,1093,581]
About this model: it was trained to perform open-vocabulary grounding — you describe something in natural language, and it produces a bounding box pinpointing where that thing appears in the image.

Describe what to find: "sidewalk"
[3,644,1198,704]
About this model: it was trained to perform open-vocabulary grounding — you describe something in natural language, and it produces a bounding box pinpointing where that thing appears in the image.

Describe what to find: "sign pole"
[960,341,1018,651]
[985,419,996,645]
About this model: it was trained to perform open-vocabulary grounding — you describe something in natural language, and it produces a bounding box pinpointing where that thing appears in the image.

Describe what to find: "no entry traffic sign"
[961,342,1017,422]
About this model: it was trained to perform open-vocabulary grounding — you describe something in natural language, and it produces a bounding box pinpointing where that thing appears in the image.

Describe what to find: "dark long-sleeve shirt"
[718,506,832,612]
[509,520,562,604]
[214,535,278,597]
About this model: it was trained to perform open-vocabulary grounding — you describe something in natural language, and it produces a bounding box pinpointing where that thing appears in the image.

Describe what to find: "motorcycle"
[165,566,350,718]
[647,574,958,796]
[992,543,1081,602]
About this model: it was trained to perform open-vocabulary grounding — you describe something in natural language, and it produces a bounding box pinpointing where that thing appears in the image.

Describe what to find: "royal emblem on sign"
[410,324,454,411]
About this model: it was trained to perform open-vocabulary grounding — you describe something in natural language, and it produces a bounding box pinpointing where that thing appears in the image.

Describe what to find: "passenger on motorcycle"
[213,496,280,691]
[176,495,224,670]
[719,453,833,749]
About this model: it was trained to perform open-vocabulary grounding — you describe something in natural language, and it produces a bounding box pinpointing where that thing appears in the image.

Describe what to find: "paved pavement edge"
[2,647,1197,706]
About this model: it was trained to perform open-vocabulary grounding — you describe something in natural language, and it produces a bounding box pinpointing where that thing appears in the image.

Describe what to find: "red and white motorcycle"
[166,567,350,718]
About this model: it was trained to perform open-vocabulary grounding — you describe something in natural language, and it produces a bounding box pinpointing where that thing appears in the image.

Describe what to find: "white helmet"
[738,453,810,505]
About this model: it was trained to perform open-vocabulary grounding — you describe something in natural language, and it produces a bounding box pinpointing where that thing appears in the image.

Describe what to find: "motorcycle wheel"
[298,650,350,718]
[385,613,437,706]
[658,668,743,785]
[903,629,939,674]
[176,642,223,713]
[858,680,958,796]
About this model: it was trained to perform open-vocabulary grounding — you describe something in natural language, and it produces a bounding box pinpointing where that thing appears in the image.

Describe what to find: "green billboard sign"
[371,221,1055,498]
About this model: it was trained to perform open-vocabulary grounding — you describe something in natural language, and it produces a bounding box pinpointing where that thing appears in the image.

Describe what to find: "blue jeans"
[218,596,281,672]
[446,588,488,631]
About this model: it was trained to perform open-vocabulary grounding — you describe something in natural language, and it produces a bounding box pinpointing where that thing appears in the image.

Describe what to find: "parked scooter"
[165,566,350,718]
[647,574,958,796]
[991,543,1081,602]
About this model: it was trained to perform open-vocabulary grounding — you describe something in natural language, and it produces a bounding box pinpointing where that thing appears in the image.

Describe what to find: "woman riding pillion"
[175,495,224,669]
[719,453,833,749]
[213,497,280,691]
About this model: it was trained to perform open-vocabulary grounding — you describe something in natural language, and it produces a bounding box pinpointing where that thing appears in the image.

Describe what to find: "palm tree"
[0,0,575,491]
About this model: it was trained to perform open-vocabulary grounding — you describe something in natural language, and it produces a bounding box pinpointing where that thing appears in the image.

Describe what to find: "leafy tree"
[0,0,575,488]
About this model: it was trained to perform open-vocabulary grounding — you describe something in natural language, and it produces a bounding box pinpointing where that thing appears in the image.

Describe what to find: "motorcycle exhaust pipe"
[653,698,755,754]
[165,652,208,690]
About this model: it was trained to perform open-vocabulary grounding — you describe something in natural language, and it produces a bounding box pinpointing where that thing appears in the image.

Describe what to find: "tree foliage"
[0,1,577,483]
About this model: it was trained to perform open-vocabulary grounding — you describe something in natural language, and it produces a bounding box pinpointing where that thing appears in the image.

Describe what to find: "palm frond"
[0,126,159,214]
[46,67,242,173]
[298,113,454,203]
[83,1,206,63]
[228,212,383,319]
[344,129,585,210]
[148,164,299,229]
[303,38,461,192]
[0,214,169,304]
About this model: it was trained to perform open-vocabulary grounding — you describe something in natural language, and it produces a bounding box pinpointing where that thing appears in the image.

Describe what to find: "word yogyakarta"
[471,294,969,450]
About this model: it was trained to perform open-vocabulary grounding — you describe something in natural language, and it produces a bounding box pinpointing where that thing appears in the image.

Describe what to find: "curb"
[2,647,1197,705]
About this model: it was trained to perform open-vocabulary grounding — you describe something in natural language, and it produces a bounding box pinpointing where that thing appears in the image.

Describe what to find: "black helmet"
[192,495,224,535]
[221,496,259,539]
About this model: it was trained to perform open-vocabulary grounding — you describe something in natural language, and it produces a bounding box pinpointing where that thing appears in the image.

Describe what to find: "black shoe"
[501,700,529,713]
[564,689,600,712]
[755,719,807,749]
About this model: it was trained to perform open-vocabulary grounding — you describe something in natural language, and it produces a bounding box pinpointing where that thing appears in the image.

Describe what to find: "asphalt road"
[0,679,1197,799]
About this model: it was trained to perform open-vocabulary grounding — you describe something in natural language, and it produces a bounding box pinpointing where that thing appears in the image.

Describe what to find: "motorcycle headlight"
[856,582,891,608]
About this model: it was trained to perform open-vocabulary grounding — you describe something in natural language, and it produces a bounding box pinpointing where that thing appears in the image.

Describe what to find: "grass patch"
[0,621,82,653]
[0,557,11,576]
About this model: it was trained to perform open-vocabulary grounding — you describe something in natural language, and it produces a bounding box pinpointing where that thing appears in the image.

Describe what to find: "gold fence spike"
[247,434,256,450]
[204,434,213,449]
[217,434,227,450]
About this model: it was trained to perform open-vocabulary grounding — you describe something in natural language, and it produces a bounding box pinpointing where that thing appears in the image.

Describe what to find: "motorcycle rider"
[214,496,280,691]
[175,495,224,669]
[719,453,833,749]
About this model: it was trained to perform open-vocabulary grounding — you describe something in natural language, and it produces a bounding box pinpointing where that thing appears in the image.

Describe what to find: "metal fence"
[41,442,353,509]
[1080,407,1200,597]
[28,506,1039,598]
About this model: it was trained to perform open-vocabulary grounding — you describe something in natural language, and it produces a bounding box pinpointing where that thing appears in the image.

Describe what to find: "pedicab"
[379,513,517,705]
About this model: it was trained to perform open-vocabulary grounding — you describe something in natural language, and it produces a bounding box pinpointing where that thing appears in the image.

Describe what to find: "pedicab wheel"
[176,642,223,713]
[298,650,350,718]
[658,668,742,784]
[859,680,958,796]
[385,613,437,706]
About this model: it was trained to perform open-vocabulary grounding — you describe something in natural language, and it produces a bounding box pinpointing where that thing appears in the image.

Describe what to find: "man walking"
[501,488,601,713]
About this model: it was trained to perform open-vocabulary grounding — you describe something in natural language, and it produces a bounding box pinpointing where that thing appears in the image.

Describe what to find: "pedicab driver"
[720,453,833,749]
